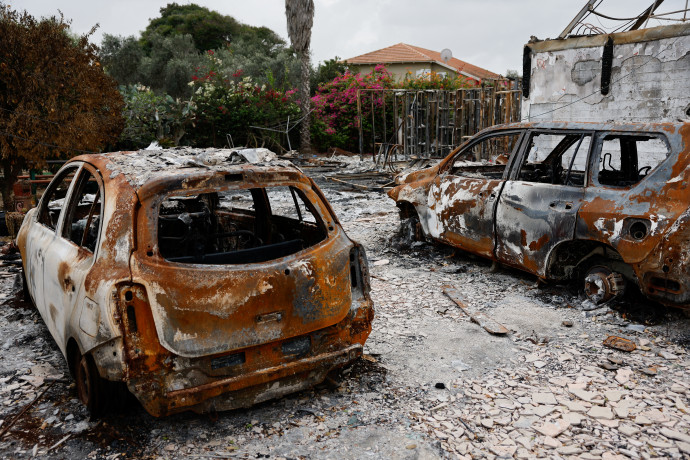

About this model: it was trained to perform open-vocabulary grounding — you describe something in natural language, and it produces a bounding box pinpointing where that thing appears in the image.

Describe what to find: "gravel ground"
[0,156,688,459]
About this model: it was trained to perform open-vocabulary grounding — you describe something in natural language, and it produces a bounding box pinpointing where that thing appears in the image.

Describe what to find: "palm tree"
[285,0,314,155]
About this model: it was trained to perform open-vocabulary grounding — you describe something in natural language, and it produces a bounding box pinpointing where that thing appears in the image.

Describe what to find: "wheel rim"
[584,265,624,304]
[584,270,609,303]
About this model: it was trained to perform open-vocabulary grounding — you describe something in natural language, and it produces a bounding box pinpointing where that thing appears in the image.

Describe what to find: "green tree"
[142,3,240,52]
[100,34,144,86]
[139,33,201,97]
[101,32,201,99]
[0,6,123,209]
[505,69,521,79]
[101,4,298,98]
[285,0,315,155]
[311,57,347,94]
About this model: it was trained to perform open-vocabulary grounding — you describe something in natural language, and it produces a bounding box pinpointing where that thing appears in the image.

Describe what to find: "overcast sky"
[12,0,679,75]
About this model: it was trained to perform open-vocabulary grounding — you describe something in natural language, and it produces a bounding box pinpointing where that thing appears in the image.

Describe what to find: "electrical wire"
[568,1,690,36]
[589,10,646,22]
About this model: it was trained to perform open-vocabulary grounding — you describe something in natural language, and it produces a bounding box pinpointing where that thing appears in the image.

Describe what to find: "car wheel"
[583,264,626,304]
[74,350,107,416]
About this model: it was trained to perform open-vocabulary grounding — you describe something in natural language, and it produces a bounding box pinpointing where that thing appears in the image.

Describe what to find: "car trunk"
[129,180,354,358]
[130,238,353,358]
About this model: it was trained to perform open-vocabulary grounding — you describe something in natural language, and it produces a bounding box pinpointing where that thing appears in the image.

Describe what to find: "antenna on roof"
[440,48,452,64]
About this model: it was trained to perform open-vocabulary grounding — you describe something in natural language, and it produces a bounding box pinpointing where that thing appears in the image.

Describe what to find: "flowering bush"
[119,84,195,149]
[401,71,476,90]
[310,66,477,152]
[310,64,396,152]
[188,50,300,149]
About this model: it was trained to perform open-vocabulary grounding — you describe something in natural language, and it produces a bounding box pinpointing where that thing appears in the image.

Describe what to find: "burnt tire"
[73,351,107,417]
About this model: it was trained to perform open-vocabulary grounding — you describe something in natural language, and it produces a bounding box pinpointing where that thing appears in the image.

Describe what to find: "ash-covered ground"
[0,155,688,459]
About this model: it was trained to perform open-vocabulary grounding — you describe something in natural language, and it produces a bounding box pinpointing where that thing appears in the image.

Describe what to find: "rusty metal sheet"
[603,336,637,352]
[442,286,509,335]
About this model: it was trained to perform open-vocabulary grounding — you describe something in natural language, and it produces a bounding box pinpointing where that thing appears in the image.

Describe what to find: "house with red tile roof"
[344,43,501,83]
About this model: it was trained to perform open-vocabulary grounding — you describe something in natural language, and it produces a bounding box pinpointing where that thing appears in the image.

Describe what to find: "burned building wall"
[521,23,690,123]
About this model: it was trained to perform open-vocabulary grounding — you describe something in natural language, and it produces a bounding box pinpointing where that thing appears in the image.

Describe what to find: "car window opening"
[158,186,328,264]
[517,133,591,186]
[597,135,669,187]
[450,132,521,179]
[37,166,79,232]
[62,170,102,253]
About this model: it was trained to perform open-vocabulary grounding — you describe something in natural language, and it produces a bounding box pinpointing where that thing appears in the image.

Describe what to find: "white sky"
[11,0,681,75]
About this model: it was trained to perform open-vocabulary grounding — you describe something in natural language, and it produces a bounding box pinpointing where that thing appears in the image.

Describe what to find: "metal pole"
[286,116,292,152]
[630,0,666,30]
[559,0,599,39]
[357,90,363,159]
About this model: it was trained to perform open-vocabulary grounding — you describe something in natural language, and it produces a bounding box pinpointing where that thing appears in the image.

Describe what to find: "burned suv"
[389,121,690,308]
[17,148,373,416]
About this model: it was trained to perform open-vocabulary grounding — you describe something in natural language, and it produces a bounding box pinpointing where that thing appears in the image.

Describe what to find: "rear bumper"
[129,343,362,416]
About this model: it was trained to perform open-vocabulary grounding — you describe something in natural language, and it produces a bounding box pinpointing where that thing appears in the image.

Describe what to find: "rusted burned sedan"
[389,121,690,308]
[17,148,373,416]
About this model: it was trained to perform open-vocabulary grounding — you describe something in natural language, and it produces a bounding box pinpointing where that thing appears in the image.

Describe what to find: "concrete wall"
[522,23,690,123]
[347,62,459,81]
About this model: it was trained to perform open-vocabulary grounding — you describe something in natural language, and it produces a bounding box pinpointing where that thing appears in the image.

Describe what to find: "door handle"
[549,202,574,210]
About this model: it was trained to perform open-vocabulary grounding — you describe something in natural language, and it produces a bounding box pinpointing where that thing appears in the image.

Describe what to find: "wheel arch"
[396,200,418,219]
[544,239,633,281]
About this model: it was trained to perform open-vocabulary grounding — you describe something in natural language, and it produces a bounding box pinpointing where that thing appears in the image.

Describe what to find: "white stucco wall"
[521,23,690,123]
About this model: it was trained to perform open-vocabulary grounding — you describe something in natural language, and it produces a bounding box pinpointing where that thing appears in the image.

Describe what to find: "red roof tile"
[344,43,501,80]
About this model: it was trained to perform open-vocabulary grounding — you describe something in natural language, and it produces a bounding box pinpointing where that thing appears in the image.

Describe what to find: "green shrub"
[119,84,195,149]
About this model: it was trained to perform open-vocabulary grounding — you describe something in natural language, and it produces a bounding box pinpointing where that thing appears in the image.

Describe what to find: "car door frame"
[39,163,105,352]
[427,129,526,259]
[24,163,83,331]
[494,129,594,277]
[575,130,674,263]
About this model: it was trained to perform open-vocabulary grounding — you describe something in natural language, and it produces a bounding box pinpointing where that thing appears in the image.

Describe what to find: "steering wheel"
[638,165,652,177]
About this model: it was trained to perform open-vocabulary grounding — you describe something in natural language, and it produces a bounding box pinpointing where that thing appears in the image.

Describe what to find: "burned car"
[389,121,690,308]
[17,148,373,416]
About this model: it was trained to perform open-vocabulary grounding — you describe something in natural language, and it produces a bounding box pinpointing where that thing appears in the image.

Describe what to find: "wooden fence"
[356,80,522,165]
